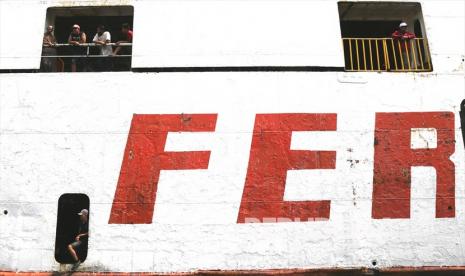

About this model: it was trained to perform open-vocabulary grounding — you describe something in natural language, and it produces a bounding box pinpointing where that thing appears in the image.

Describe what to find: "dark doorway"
[44,6,134,72]
[55,194,90,264]
[339,20,401,38]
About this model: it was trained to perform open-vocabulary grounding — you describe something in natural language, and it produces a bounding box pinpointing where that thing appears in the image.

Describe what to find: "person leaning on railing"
[68,24,87,72]
[112,23,133,56]
[92,24,112,71]
[112,23,133,70]
[391,22,416,70]
[41,25,57,72]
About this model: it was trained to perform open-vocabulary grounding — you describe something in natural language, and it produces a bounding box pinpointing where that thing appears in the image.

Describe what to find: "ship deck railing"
[341,38,432,72]
[41,43,132,58]
[40,43,132,72]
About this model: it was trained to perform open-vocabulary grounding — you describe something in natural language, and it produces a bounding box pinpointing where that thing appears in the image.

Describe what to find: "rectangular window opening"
[41,6,134,73]
[338,2,432,72]
[55,193,90,264]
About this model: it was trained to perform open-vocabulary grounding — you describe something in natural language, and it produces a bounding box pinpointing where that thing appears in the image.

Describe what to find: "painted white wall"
[131,0,343,67]
[0,0,463,71]
[0,71,464,271]
[0,1,46,69]
[421,0,465,73]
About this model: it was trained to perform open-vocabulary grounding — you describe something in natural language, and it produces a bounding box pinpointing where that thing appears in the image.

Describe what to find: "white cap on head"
[399,22,408,27]
[72,24,80,29]
[78,209,88,216]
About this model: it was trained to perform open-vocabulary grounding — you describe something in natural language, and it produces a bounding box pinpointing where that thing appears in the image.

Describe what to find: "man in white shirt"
[92,25,112,70]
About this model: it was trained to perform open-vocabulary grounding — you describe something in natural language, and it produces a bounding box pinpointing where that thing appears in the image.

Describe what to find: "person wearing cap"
[67,209,89,268]
[391,22,416,70]
[67,24,87,72]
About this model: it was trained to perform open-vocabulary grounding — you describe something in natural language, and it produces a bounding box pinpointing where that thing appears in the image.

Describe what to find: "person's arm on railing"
[42,36,56,47]
[93,32,111,45]
[68,34,77,45]
[95,40,111,45]
[392,30,416,41]
[115,39,129,46]
[113,40,129,55]
[69,33,87,45]
[405,33,416,39]
[391,30,402,40]
[113,30,132,55]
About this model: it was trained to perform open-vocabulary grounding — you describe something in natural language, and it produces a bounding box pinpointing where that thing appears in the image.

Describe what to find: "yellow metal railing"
[342,38,432,72]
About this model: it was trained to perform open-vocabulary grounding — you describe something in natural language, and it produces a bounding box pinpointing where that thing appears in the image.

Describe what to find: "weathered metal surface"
[1,71,464,271]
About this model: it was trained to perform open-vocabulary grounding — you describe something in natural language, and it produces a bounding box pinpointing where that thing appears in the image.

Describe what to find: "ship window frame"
[41,5,134,73]
[338,1,433,73]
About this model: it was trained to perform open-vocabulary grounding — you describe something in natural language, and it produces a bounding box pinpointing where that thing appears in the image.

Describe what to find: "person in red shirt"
[112,23,133,56]
[112,23,133,70]
[391,22,416,69]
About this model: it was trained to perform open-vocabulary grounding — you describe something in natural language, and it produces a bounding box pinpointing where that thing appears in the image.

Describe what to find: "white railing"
[42,43,133,58]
